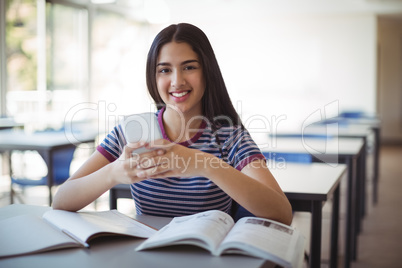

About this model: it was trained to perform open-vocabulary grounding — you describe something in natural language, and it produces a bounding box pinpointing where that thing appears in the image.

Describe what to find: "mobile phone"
[122,112,163,155]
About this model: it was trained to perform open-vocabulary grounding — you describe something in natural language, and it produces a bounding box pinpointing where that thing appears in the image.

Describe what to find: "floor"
[351,145,402,268]
[0,145,401,267]
[291,145,402,268]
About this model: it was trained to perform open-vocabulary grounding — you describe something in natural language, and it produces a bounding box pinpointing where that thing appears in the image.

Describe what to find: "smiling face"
[156,41,205,118]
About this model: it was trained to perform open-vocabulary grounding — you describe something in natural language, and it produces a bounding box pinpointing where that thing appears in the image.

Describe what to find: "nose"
[171,70,185,88]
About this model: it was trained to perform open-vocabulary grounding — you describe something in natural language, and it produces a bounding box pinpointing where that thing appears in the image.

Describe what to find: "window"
[45,2,88,129]
[91,9,150,118]
[47,3,88,93]
[5,0,88,130]
[3,0,150,131]
[6,0,37,93]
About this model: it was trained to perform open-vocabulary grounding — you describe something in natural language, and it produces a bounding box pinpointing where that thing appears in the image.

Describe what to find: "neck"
[162,107,204,143]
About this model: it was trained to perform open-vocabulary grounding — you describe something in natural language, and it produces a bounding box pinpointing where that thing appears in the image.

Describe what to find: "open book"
[0,209,157,258]
[136,210,305,268]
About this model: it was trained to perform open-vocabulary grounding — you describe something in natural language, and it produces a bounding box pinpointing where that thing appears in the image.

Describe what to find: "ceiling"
[80,0,402,23]
[168,0,402,21]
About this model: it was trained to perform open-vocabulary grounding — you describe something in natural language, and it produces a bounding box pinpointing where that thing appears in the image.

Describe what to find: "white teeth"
[171,91,189,97]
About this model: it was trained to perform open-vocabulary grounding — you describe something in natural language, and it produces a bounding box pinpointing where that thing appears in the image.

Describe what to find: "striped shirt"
[97,107,265,217]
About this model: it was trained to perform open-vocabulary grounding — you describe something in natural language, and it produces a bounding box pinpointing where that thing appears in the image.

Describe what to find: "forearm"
[52,164,116,211]
[53,142,164,211]
[201,154,292,225]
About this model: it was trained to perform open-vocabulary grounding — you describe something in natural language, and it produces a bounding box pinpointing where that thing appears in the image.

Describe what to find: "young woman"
[53,23,292,225]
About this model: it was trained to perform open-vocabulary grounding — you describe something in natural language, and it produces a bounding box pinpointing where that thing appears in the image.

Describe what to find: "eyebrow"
[156,59,200,66]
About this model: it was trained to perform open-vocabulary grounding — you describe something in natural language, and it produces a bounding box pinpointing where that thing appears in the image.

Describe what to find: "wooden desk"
[259,136,364,268]
[110,163,346,268]
[0,130,98,205]
[0,204,273,268]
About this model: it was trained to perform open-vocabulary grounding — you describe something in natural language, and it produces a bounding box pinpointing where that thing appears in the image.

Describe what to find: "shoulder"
[216,124,260,153]
[214,124,251,142]
[214,124,243,136]
[97,124,126,161]
[107,124,126,143]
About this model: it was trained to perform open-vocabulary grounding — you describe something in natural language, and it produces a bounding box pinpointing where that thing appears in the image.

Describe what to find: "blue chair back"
[340,111,364,119]
[231,201,255,222]
[11,147,75,186]
[262,151,312,164]
[273,133,328,139]
[318,118,350,127]
[51,147,76,185]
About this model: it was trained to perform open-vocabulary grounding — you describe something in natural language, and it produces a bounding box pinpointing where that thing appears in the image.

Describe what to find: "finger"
[136,150,169,169]
[147,170,174,179]
[123,159,157,183]
[136,161,173,179]
[131,149,165,170]
[123,155,142,173]
[124,141,147,158]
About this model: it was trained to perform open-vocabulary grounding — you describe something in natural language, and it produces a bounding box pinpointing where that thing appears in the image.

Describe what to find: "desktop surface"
[0,205,273,268]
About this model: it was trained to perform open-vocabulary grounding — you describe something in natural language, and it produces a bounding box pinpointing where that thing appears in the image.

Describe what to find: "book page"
[136,210,234,253]
[218,217,305,267]
[0,214,79,258]
[43,210,157,245]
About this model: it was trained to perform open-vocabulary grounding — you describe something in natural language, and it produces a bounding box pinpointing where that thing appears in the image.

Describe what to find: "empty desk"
[272,163,346,268]
[0,130,98,205]
[259,136,364,268]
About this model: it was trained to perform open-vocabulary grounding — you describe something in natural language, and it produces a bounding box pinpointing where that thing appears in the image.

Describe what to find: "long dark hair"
[146,23,243,129]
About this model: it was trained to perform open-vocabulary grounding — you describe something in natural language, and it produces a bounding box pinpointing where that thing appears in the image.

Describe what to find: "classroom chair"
[109,184,132,210]
[262,151,313,164]
[316,110,376,125]
[340,111,364,119]
[339,110,376,119]
[230,200,255,222]
[10,146,76,206]
[315,118,350,127]
[271,133,333,139]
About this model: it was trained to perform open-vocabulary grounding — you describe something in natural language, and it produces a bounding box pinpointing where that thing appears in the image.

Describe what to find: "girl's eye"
[158,68,170,73]
[184,65,196,71]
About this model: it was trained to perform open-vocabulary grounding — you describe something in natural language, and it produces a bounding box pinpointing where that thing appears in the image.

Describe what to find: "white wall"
[153,9,378,131]
[200,14,377,131]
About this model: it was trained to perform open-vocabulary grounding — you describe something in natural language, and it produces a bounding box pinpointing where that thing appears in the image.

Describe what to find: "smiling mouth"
[170,91,190,97]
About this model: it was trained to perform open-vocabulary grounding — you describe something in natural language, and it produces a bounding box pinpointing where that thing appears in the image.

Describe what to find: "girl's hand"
[110,141,166,185]
[134,139,216,179]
